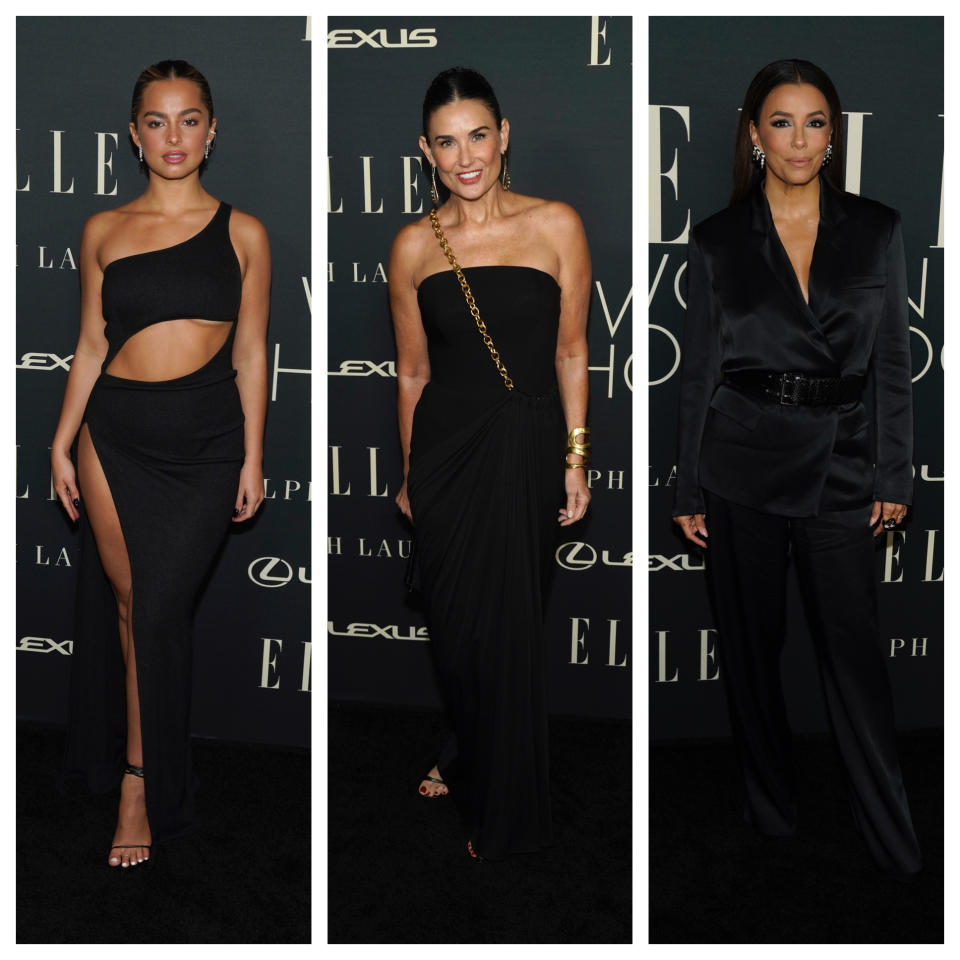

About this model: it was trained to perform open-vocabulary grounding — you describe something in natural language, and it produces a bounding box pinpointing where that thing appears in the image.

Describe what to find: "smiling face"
[128,77,216,178]
[419,98,509,201]
[750,82,832,190]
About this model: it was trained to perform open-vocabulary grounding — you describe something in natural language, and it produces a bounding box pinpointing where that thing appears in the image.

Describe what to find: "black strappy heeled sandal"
[418,772,449,798]
[108,764,153,870]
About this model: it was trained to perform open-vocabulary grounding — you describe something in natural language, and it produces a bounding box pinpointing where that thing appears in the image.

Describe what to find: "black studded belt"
[724,371,865,406]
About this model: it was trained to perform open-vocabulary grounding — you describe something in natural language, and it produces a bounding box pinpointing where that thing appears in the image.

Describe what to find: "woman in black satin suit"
[672,59,922,879]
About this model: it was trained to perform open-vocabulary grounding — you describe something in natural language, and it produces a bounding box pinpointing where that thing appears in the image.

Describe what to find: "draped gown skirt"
[62,334,244,843]
[408,266,566,860]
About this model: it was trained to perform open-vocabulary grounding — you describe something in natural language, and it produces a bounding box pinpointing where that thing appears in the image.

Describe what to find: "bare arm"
[50,214,111,522]
[552,204,592,526]
[230,211,270,521]
[388,223,431,522]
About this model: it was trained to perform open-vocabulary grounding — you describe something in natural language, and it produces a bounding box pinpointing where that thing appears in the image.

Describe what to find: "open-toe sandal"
[418,774,449,798]
[108,764,153,870]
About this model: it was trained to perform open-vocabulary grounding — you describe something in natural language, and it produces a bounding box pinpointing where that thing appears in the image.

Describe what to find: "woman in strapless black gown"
[389,68,592,860]
[50,60,270,868]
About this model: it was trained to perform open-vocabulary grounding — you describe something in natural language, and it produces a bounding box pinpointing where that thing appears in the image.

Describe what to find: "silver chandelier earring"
[205,136,213,160]
[751,144,765,170]
[821,142,834,167]
[500,153,511,191]
[430,165,439,206]
[138,144,143,163]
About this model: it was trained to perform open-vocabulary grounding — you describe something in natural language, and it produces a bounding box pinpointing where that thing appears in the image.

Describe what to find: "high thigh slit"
[62,201,245,843]
[77,425,149,860]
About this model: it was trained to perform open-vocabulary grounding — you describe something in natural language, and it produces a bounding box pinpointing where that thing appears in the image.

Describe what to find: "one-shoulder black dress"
[62,201,245,843]
[408,265,566,860]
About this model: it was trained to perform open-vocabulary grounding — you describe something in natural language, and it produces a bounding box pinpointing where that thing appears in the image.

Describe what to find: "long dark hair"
[730,59,844,206]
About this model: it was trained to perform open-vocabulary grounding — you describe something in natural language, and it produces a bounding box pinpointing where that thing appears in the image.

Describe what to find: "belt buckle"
[778,372,805,405]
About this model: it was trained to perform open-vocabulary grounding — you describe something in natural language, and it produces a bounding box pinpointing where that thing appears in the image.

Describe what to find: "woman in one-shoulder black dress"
[389,68,592,860]
[50,60,270,867]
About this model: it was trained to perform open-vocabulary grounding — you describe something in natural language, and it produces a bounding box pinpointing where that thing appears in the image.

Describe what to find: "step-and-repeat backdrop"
[649,16,943,739]
[16,17,311,748]
[328,16,633,719]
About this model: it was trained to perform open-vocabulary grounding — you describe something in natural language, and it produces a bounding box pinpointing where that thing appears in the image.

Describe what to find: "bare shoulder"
[512,196,587,263]
[80,209,129,269]
[508,194,585,244]
[530,198,585,236]
[81,207,123,244]
[392,215,434,251]
[390,216,434,270]
[228,207,270,251]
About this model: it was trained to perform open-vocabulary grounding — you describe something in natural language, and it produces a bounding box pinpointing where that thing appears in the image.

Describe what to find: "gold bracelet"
[566,425,591,472]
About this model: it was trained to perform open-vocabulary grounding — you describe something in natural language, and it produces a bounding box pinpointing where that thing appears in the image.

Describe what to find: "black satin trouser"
[703,490,922,877]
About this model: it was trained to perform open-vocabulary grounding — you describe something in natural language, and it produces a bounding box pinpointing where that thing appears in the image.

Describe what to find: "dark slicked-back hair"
[131,58,214,127]
[421,66,502,140]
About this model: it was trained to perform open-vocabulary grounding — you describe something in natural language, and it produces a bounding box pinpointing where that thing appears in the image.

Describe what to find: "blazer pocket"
[708,383,763,430]
[839,274,886,290]
[836,404,869,442]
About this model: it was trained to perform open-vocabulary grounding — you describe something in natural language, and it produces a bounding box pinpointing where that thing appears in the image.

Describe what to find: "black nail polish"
[73,498,80,508]
[232,508,239,517]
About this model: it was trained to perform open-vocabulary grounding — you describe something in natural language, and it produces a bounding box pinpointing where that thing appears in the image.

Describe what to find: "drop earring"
[500,154,511,191]
[430,165,439,206]
[138,144,143,163]
[751,144,765,170]
[822,142,834,167]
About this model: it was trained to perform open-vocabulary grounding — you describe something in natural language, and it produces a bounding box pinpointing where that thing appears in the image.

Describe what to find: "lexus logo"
[555,542,597,571]
[16,352,73,371]
[555,542,633,570]
[328,360,397,377]
[17,636,73,654]
[327,27,438,49]
[248,556,293,588]
[648,553,705,572]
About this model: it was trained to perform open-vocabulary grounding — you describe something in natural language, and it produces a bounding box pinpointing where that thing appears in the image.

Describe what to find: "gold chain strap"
[428,207,514,391]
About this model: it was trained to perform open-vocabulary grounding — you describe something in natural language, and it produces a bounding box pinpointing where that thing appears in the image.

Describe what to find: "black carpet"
[650,731,943,943]
[16,721,309,943]
[327,701,632,943]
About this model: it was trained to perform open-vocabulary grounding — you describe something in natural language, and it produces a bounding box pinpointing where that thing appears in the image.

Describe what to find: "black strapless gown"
[408,265,566,860]
[61,202,245,843]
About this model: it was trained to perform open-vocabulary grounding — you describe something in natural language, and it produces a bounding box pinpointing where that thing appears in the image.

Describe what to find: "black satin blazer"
[673,176,913,518]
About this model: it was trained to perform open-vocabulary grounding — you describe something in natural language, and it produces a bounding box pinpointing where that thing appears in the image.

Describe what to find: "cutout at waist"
[104,317,235,382]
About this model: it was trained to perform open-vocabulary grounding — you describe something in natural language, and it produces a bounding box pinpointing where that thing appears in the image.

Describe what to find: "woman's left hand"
[233,461,265,522]
[558,468,591,526]
[870,500,907,536]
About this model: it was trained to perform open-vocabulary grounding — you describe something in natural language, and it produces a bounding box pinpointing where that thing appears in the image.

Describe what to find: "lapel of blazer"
[807,176,849,310]
[749,175,847,354]
[749,179,808,315]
